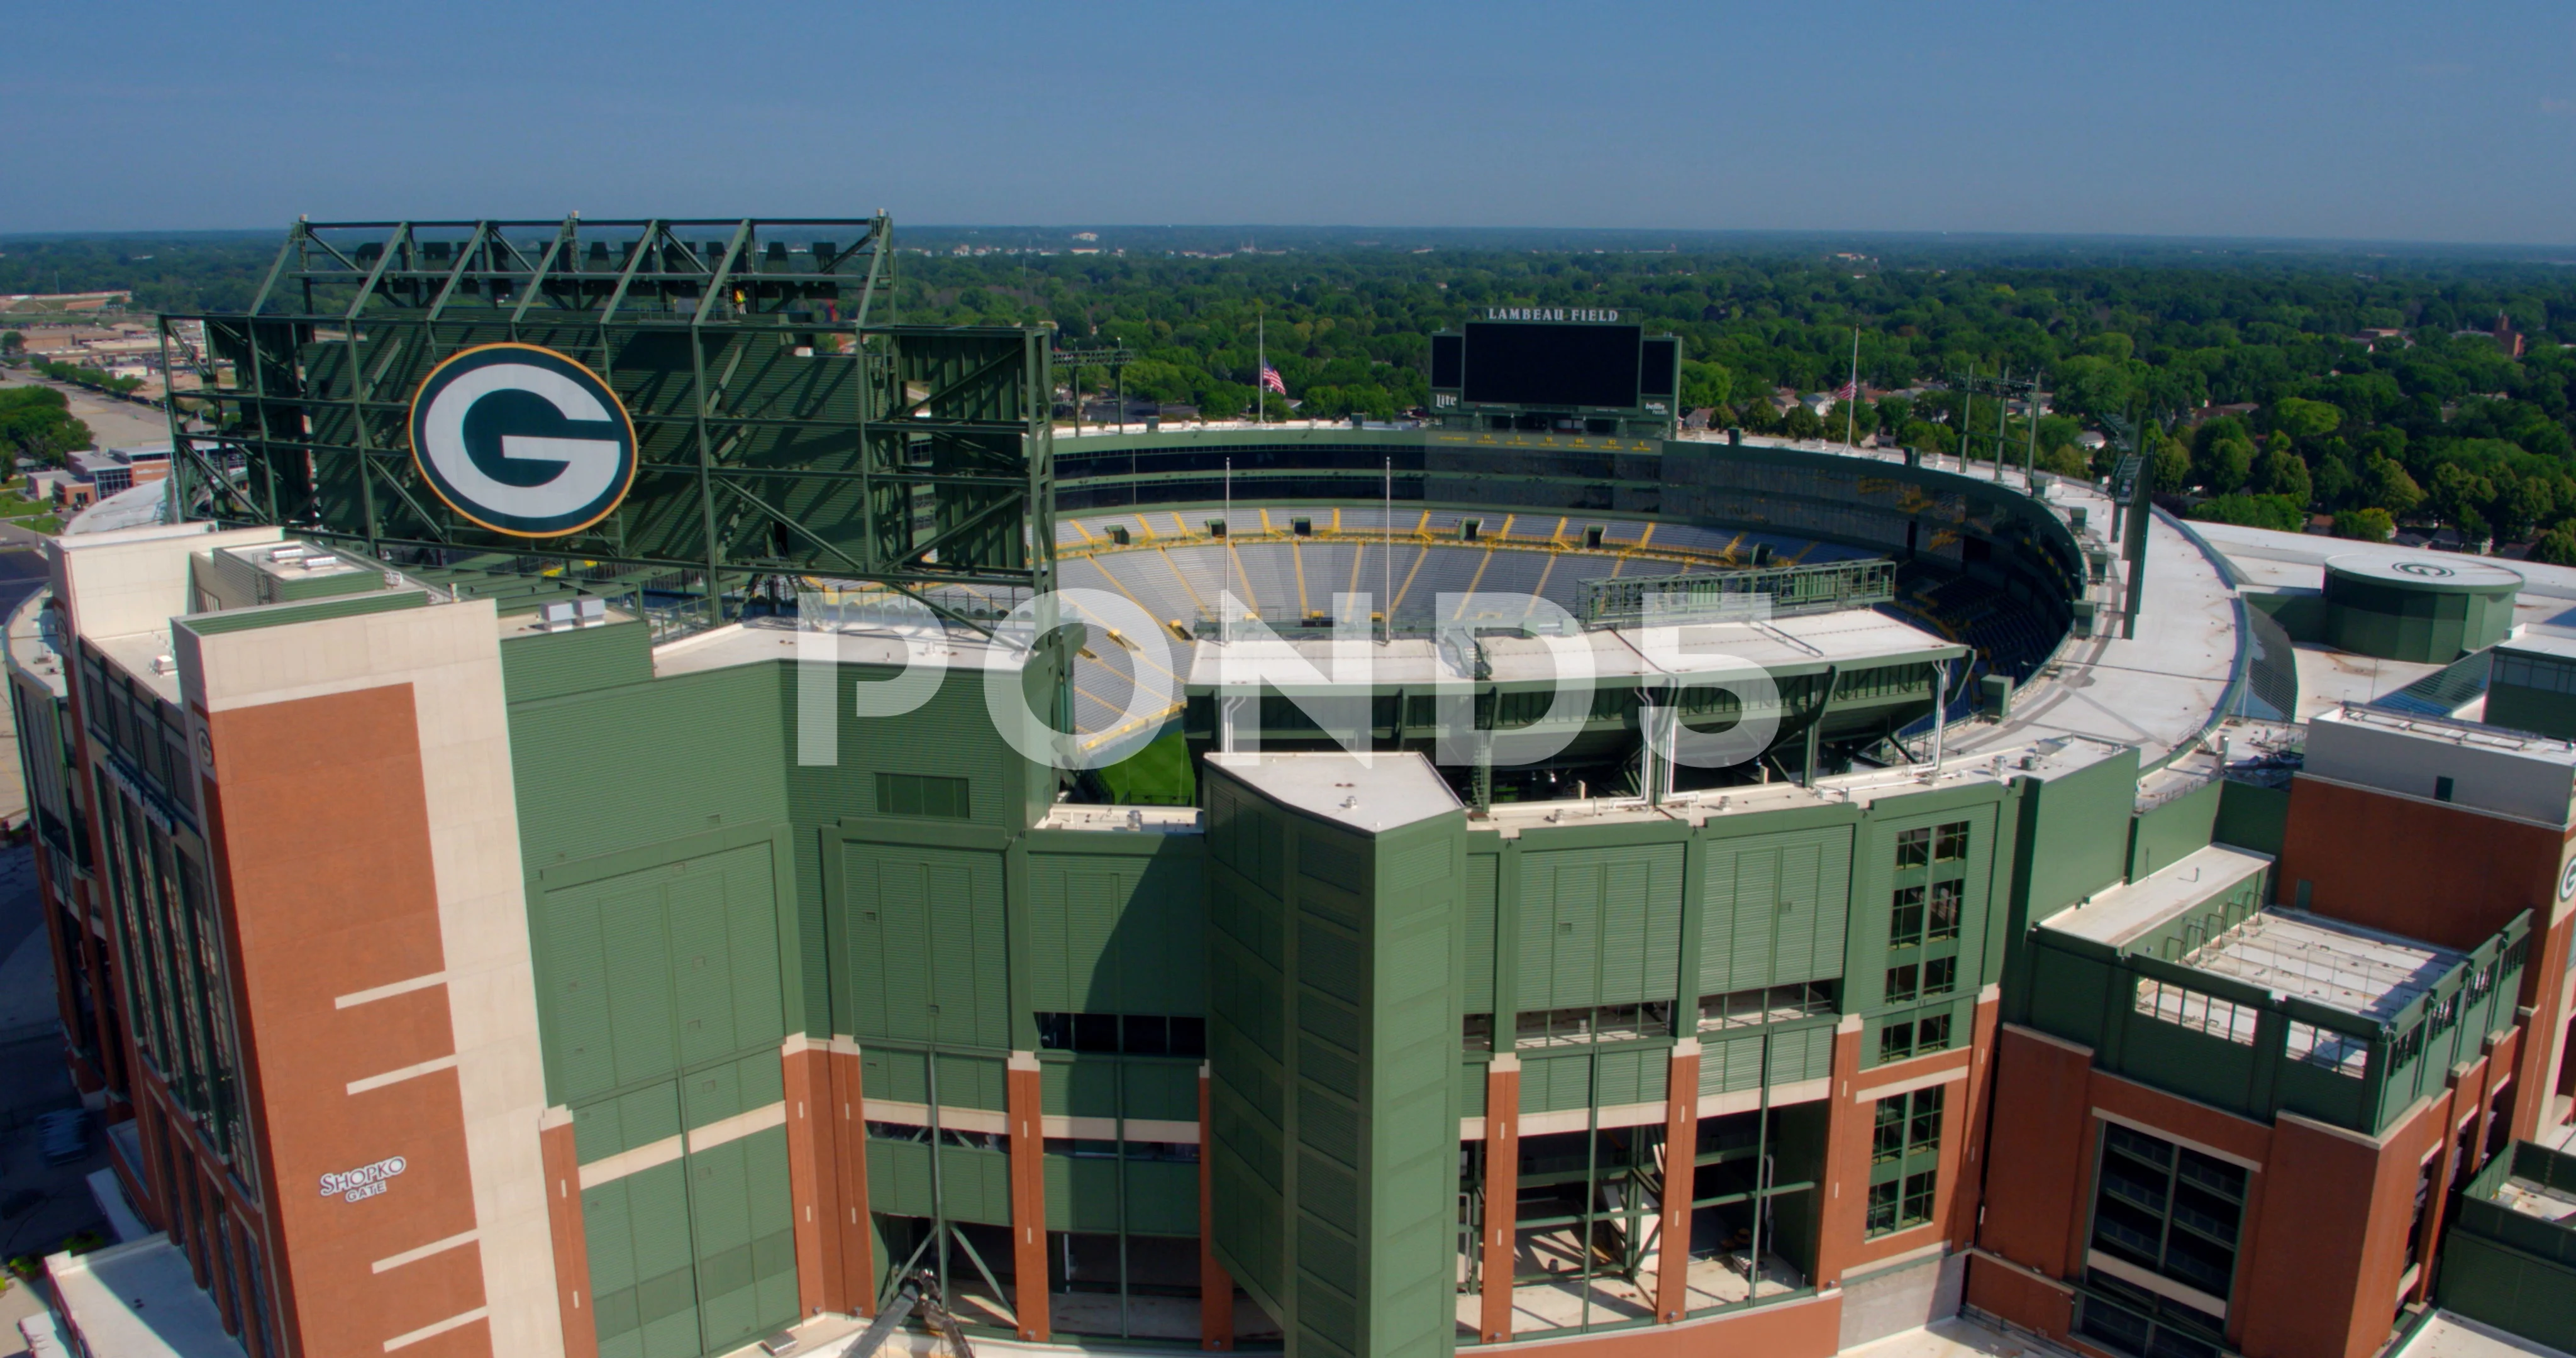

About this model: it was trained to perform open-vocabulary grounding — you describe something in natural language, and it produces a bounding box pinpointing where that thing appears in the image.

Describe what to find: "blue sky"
[11,1,2575,243]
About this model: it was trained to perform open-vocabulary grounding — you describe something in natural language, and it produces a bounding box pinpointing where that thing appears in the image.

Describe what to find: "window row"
[1034,1012,1208,1057]
[2132,978,2257,1046]
[1878,1009,1954,1064]
[1893,820,1971,869]
[1884,957,1957,1005]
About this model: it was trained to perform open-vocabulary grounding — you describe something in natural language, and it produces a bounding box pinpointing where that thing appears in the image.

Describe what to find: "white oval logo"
[408,343,638,537]
[2392,561,2456,578]
[2558,854,2575,902]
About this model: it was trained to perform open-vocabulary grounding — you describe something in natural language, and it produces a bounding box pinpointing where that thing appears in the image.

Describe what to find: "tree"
[1782,404,1824,441]
[2268,396,2342,442]
[2253,448,2312,506]
[0,331,23,360]
[2190,494,2307,533]
[2196,435,2255,494]
[2528,528,2576,566]
[1679,360,1733,410]
[1899,419,1953,456]
[2331,507,2396,542]
[0,385,92,465]
[2363,455,2424,516]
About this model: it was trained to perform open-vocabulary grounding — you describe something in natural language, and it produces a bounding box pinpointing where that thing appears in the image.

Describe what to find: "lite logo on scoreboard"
[408,343,639,537]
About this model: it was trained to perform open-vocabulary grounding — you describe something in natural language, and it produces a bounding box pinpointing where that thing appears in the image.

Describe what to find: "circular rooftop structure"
[2323,552,2521,663]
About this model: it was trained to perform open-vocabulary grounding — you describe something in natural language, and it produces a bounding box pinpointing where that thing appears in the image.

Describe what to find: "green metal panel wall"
[1701,827,1852,995]
[2004,749,2138,1020]
[1028,842,1206,1017]
[1518,843,1684,1011]
[840,842,1009,1048]
[2484,680,2576,741]
[538,841,787,1113]
[2128,780,2220,883]
[2212,780,2289,856]
[501,619,655,703]
[1201,760,1465,1358]
[584,1161,701,1358]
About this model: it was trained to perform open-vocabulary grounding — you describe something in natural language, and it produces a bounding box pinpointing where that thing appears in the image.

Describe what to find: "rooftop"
[2185,908,2460,1024]
[1206,749,1461,834]
[2040,844,2275,949]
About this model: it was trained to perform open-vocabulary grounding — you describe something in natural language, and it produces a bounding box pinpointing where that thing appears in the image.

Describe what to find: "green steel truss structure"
[157,217,1055,629]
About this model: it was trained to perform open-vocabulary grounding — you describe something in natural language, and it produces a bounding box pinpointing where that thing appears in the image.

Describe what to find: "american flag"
[1833,380,1858,401]
[1260,365,1287,395]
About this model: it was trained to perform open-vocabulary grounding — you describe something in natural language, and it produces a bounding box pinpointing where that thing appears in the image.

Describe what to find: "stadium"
[11,218,2575,1358]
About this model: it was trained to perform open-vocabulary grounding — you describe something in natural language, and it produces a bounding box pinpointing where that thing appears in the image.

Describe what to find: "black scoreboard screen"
[1462,321,1643,409]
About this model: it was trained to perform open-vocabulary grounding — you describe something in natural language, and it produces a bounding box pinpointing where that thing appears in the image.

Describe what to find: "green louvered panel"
[680,1051,786,1133]
[574,1081,682,1164]
[1463,854,1498,1014]
[1592,1047,1665,1107]
[860,1048,927,1105]
[1460,1063,1487,1118]
[1125,1060,1198,1122]
[1043,1057,1111,1117]
[1044,1154,1122,1231]
[541,842,786,1109]
[1723,849,1778,994]
[1699,1032,1767,1096]
[1770,1025,1836,1085]
[843,843,1008,1047]
[586,1161,701,1358]
[1027,850,1207,1017]
[936,1145,1014,1226]
[1521,1052,1596,1113]
[933,1054,1006,1112]
[688,1127,798,1357]
[604,883,679,1090]
[1127,1159,1199,1235]
[545,886,618,1100]
[1600,847,1682,1005]
[1702,828,1853,996]
[867,1139,935,1217]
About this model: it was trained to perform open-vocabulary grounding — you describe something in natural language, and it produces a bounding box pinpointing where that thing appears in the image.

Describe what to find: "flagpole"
[1844,327,1860,453]
[1257,308,1265,428]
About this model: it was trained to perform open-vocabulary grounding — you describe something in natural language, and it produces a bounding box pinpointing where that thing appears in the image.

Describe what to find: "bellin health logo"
[408,343,640,537]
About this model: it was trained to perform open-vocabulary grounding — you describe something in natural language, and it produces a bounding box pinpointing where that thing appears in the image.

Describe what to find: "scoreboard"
[1428,309,1679,436]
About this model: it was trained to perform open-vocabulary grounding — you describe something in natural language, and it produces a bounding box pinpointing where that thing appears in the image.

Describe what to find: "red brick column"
[831,1040,875,1315]
[538,1109,597,1358]
[1007,1051,1050,1342]
[1945,988,2004,1243]
[1811,1016,1867,1288]
[781,1037,844,1318]
[1479,1054,1521,1344]
[1657,1040,1701,1323]
[1198,1063,1233,1350]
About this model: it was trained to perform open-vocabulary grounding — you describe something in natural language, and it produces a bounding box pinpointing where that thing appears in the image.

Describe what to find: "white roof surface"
[2394,1311,2573,1358]
[45,1234,245,1357]
[2187,908,2461,1023]
[2039,844,2275,949]
[1207,749,1461,833]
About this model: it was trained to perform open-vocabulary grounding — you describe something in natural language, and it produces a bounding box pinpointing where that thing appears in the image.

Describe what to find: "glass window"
[2133,978,2258,1046]
[1878,1020,1914,1064]
[2090,1122,2245,1313]
[1889,886,1926,947]
[1895,827,1930,869]
[1928,881,1962,940]
[1867,1086,1943,1235]
[1922,957,1957,998]
[1934,821,1970,862]
[1885,963,1919,1004]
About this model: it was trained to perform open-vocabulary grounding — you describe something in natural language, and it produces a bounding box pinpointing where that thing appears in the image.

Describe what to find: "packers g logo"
[408,343,638,537]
